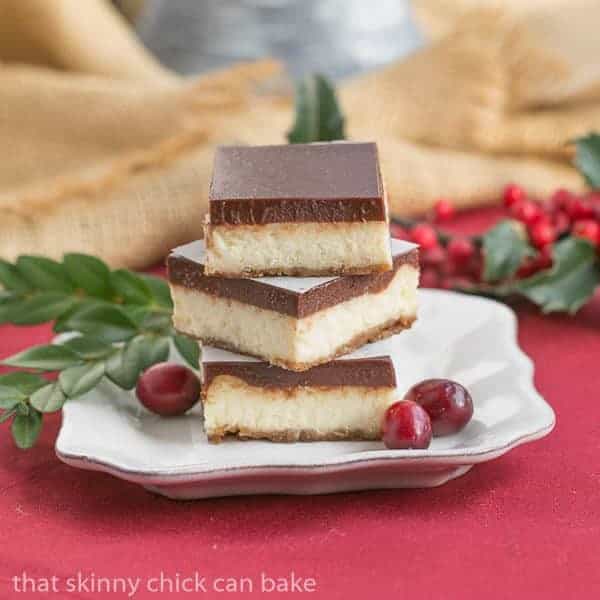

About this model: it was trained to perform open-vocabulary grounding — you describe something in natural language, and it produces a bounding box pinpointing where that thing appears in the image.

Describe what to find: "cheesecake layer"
[204,221,393,277]
[205,142,391,277]
[202,344,398,443]
[168,240,419,371]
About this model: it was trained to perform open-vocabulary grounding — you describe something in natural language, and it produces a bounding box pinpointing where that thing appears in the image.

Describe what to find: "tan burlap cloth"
[1,0,599,267]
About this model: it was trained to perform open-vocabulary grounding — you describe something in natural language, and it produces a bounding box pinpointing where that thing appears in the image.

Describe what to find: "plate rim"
[55,290,556,484]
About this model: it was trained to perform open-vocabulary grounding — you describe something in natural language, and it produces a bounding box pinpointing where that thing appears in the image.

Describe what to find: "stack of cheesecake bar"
[167,142,419,443]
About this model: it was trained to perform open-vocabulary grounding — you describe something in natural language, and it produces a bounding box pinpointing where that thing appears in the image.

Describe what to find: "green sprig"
[0,253,198,450]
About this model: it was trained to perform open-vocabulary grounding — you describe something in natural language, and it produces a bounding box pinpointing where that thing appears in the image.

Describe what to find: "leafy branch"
[0,254,198,449]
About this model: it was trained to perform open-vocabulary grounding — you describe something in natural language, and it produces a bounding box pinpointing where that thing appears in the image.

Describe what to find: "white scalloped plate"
[55,290,555,499]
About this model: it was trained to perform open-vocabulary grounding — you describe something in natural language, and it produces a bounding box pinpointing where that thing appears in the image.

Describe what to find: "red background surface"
[1,208,598,599]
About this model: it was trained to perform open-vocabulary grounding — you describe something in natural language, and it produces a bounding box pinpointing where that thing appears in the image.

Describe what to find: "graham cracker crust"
[206,426,381,443]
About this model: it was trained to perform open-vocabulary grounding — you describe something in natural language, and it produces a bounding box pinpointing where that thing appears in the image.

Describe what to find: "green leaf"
[0,372,47,394]
[63,253,112,299]
[0,259,32,293]
[8,292,76,326]
[59,304,138,343]
[105,342,143,390]
[16,256,74,292]
[0,298,21,323]
[482,220,535,282]
[111,270,152,305]
[11,410,43,449]
[30,383,66,412]
[513,237,600,313]
[59,361,105,398]
[574,133,600,188]
[2,344,82,370]
[139,274,173,309]
[61,336,113,360]
[139,335,170,370]
[0,408,18,424]
[174,334,200,369]
[0,393,21,410]
[287,74,345,143]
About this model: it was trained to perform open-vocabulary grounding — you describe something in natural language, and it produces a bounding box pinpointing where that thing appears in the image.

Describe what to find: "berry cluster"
[391,184,600,289]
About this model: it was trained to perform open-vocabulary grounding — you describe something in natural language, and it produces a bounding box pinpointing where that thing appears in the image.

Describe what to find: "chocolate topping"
[167,249,419,318]
[209,143,386,225]
[203,356,396,389]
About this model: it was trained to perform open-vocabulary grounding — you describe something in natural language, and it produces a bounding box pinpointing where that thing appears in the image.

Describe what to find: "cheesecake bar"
[167,239,418,371]
[204,142,393,277]
[201,341,399,442]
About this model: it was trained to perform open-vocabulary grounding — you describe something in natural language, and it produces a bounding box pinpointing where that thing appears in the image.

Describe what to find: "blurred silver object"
[137,0,422,78]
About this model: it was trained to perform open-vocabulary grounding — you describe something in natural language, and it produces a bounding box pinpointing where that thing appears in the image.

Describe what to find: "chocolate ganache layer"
[167,247,419,319]
[203,356,397,389]
[209,143,386,225]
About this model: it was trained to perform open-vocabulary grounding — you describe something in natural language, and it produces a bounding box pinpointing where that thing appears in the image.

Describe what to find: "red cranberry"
[382,400,432,449]
[447,237,475,265]
[390,223,409,240]
[433,198,455,221]
[549,188,573,212]
[529,222,556,249]
[404,379,473,436]
[503,183,525,208]
[419,268,440,288]
[136,363,200,417]
[552,211,570,235]
[565,197,594,221]
[511,200,543,225]
[421,245,447,268]
[573,220,600,245]
[410,224,438,250]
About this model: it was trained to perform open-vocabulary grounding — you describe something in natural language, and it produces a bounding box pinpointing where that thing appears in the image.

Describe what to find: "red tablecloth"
[1,209,599,599]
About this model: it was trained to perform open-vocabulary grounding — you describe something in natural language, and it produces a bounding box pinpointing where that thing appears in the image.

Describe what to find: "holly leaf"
[574,133,600,188]
[59,304,138,343]
[2,344,82,371]
[16,256,74,292]
[288,74,345,144]
[174,334,200,369]
[11,410,43,449]
[514,237,600,313]
[63,254,112,299]
[59,361,105,398]
[482,220,535,282]
[30,383,66,413]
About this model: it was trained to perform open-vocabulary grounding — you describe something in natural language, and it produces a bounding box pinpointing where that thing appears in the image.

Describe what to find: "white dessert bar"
[204,143,393,277]
[167,239,419,372]
[201,340,400,442]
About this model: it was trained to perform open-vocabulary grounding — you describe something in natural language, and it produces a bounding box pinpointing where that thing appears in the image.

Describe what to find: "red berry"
[447,237,475,265]
[404,379,473,437]
[529,222,556,249]
[552,211,570,235]
[549,188,573,212]
[421,245,446,268]
[565,197,594,221]
[382,400,432,449]
[433,198,455,221]
[136,363,200,417]
[410,223,438,250]
[511,200,543,225]
[419,269,440,288]
[390,223,408,239]
[503,183,526,208]
[573,219,600,245]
